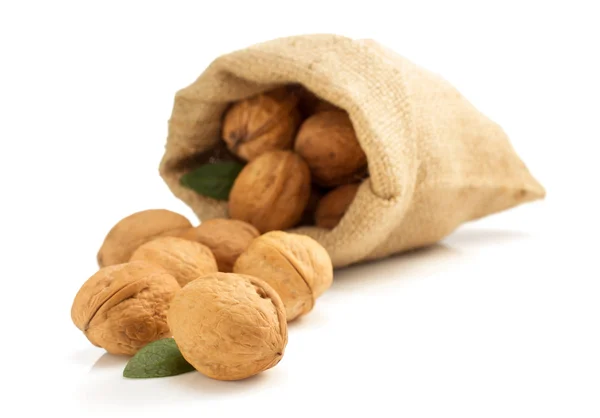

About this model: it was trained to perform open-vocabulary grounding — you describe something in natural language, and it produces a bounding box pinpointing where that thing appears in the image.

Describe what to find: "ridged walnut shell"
[97,209,192,267]
[228,151,311,233]
[294,110,368,187]
[167,272,287,381]
[129,237,218,287]
[221,87,301,161]
[315,183,360,229]
[71,261,180,355]
[233,231,333,321]
[179,219,259,273]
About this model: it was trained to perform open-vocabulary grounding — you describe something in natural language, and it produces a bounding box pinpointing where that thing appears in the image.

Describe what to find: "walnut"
[294,110,368,187]
[179,219,259,273]
[97,209,192,267]
[129,236,218,287]
[233,231,333,321]
[229,150,311,233]
[167,272,287,381]
[221,87,301,161]
[315,183,360,229]
[71,261,180,355]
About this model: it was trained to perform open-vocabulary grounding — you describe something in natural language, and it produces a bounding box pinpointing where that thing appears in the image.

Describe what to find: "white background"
[1,1,599,417]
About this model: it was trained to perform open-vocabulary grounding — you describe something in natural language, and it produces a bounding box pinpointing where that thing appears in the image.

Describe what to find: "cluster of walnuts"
[223,86,368,232]
[71,209,333,381]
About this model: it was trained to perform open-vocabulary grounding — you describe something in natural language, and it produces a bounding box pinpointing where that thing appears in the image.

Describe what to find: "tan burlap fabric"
[159,34,545,268]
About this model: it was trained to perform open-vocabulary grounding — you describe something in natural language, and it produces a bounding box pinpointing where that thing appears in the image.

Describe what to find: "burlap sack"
[159,34,545,268]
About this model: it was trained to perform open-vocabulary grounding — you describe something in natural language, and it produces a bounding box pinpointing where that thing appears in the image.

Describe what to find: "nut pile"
[71,208,333,381]
[183,85,368,231]
[71,87,363,382]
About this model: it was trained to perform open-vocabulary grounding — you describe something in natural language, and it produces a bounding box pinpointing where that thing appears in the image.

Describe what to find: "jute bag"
[159,34,545,268]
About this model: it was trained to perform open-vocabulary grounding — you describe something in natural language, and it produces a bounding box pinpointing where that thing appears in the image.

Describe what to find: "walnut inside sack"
[294,110,368,187]
[221,87,301,161]
[228,150,311,233]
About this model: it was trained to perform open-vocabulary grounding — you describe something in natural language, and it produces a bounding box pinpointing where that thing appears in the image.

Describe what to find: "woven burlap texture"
[159,34,545,268]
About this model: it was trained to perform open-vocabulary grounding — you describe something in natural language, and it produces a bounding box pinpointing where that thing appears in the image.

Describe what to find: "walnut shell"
[129,237,218,287]
[97,209,192,267]
[71,261,180,355]
[315,183,360,229]
[179,219,259,273]
[294,110,368,187]
[233,231,333,321]
[221,87,301,161]
[229,151,311,233]
[167,272,287,381]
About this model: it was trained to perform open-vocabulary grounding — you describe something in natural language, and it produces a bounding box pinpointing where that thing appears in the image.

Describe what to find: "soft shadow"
[287,306,329,330]
[444,227,530,246]
[77,359,285,406]
[171,367,281,396]
[286,314,311,329]
[91,352,129,370]
[69,347,106,366]
[330,243,461,292]
[336,243,456,273]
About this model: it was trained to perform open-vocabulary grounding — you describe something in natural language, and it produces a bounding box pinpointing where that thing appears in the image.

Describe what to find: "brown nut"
[221,87,301,161]
[229,151,311,233]
[71,261,180,355]
[167,272,287,381]
[179,219,259,273]
[315,183,360,229]
[233,231,333,321]
[294,110,368,187]
[129,237,218,287]
[97,209,192,267]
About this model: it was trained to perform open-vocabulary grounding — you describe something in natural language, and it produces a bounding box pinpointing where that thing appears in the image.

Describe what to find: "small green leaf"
[179,161,244,201]
[123,338,195,379]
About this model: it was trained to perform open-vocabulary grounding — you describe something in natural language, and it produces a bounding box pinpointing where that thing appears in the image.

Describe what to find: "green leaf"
[179,161,244,201]
[123,338,195,379]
